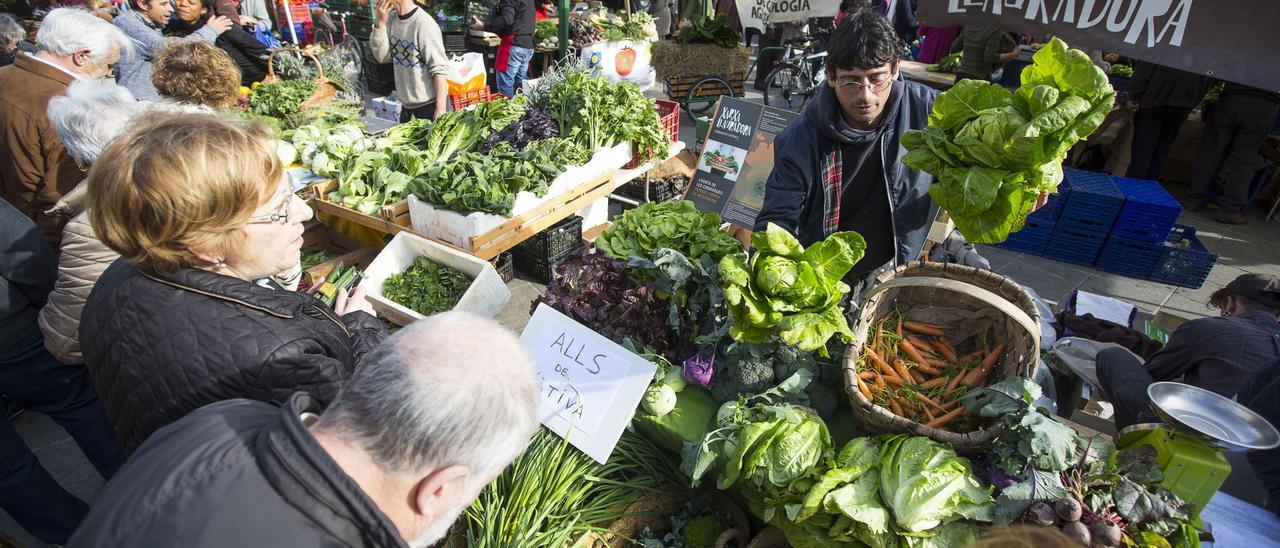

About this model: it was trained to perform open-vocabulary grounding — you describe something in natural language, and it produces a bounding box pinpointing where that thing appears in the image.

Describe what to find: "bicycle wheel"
[763,64,812,111]
[684,75,735,117]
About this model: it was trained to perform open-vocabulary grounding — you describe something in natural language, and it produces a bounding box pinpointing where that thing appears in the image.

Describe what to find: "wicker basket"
[261,48,341,110]
[841,262,1041,454]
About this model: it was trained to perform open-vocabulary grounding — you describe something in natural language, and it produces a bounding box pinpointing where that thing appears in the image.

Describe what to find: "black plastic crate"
[512,215,584,284]
[443,31,467,54]
[490,252,514,284]
[616,175,687,204]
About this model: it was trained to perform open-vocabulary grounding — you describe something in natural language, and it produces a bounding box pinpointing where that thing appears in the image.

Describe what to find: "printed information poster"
[686,97,799,230]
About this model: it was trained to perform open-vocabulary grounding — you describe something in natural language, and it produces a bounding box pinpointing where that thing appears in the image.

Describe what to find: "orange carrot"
[963,343,1006,387]
[931,339,959,363]
[959,349,985,362]
[892,358,913,382]
[855,375,873,400]
[945,362,970,393]
[900,340,943,375]
[889,398,905,417]
[928,406,966,428]
[896,317,903,338]
[882,374,903,387]
[858,372,878,381]
[867,348,901,380]
[918,376,948,390]
[914,392,949,414]
[906,335,935,354]
[903,321,945,337]
[910,370,927,384]
[873,372,887,388]
[924,407,937,422]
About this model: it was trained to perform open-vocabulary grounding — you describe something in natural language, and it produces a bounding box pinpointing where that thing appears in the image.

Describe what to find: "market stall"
[416,38,1280,548]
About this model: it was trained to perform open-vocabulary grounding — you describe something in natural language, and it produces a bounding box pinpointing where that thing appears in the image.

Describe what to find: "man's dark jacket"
[80,259,387,453]
[755,79,939,267]
[67,393,410,548]
[0,198,55,350]
[1143,309,1280,398]
[1238,358,1280,515]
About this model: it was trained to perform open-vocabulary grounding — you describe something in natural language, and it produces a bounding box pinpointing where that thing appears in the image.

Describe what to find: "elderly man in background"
[0,14,24,67]
[0,8,133,248]
[69,311,541,548]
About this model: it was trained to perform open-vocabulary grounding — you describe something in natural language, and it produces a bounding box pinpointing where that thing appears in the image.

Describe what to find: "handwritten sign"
[519,304,657,464]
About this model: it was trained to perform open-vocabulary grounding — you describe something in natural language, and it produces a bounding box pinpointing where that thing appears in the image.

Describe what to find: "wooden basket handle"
[265,47,327,82]
[863,275,1041,347]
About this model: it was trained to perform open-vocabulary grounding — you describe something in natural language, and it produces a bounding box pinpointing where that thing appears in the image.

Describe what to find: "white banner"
[736,0,842,31]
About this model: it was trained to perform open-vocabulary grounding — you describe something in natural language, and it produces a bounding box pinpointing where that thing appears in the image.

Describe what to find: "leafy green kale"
[675,15,740,48]
[901,38,1116,244]
[719,224,865,356]
[249,79,318,118]
[599,200,744,264]
[381,257,472,316]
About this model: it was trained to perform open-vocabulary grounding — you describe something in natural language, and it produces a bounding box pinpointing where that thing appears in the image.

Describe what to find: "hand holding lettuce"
[901,38,1115,244]
[719,224,866,356]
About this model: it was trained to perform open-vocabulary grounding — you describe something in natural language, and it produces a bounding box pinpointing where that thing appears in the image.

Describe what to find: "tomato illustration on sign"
[615,47,636,76]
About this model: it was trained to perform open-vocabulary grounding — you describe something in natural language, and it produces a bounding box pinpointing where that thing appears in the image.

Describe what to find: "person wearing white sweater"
[370,0,450,121]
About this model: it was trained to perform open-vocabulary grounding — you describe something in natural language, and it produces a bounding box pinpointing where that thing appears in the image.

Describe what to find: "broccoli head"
[681,515,724,548]
[708,342,777,403]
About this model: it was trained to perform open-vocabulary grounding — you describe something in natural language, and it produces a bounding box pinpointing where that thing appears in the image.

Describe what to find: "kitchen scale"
[1117,382,1280,519]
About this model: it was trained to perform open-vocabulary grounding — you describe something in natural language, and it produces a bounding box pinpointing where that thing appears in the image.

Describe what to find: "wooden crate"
[308,180,412,235]
[665,72,746,102]
[299,221,383,289]
[463,168,618,260]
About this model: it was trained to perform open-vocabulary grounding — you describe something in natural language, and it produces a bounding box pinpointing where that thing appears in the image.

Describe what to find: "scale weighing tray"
[1147,382,1279,450]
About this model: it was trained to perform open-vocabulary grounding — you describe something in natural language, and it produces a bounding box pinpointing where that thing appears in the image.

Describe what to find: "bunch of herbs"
[380,257,471,316]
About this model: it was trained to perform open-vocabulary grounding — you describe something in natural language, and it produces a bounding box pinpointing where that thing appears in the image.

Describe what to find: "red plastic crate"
[625,99,680,169]
[278,1,313,23]
[449,86,493,111]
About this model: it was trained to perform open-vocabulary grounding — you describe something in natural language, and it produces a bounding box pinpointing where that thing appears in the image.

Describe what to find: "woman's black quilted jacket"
[80,259,387,453]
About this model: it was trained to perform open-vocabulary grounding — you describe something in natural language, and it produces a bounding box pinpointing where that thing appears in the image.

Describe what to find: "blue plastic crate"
[999,217,1055,255]
[1149,225,1218,289]
[1110,177,1182,242]
[1044,226,1107,266]
[1058,169,1125,233]
[1095,234,1161,279]
[1029,190,1066,222]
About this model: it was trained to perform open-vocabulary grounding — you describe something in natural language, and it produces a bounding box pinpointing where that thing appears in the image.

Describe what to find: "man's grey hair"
[48,80,145,166]
[316,311,541,481]
[0,14,23,51]
[36,8,136,62]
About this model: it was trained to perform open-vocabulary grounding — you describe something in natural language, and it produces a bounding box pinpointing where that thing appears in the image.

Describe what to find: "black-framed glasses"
[247,190,292,224]
[828,74,895,93]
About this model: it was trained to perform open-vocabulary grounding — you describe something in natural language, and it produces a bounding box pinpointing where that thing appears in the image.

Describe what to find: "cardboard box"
[359,232,511,326]
[300,221,382,289]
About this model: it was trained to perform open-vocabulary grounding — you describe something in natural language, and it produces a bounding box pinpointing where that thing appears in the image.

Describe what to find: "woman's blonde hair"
[87,112,282,275]
[153,40,242,109]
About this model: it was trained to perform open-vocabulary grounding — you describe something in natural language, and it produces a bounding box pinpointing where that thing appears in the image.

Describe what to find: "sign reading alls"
[519,304,657,464]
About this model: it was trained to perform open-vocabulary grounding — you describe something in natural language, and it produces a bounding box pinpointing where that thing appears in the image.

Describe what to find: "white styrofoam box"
[408,141,633,249]
[576,195,609,232]
[359,232,510,326]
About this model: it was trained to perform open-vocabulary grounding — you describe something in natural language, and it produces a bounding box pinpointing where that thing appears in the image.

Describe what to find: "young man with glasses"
[754,10,940,282]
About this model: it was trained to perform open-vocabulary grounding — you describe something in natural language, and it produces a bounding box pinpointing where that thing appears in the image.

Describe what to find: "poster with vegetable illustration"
[687,97,798,230]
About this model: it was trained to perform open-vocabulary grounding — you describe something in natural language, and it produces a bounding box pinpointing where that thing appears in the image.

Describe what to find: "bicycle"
[761,33,828,111]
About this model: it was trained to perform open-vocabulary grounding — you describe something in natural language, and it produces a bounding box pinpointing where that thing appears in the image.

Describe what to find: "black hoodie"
[756,78,939,271]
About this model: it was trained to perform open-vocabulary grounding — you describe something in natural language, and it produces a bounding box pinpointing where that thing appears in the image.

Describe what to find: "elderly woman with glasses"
[78,112,387,453]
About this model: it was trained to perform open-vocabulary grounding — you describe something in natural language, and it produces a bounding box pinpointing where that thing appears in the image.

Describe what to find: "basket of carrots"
[842,261,1041,453]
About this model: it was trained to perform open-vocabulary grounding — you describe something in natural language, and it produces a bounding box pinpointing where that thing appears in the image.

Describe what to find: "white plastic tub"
[359,232,510,326]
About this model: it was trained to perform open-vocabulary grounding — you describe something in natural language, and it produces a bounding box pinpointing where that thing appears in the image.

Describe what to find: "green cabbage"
[901,37,1116,244]
[719,224,865,355]
[878,435,994,533]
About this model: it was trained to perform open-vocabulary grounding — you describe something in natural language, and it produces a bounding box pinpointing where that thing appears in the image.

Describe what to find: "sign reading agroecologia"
[737,0,840,30]
[918,0,1280,92]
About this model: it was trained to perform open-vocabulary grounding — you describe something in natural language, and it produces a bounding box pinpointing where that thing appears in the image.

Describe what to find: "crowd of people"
[0,6,546,546]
